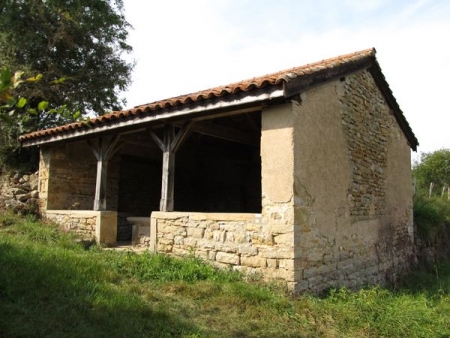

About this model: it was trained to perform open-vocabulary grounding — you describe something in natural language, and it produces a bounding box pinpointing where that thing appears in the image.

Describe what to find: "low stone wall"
[44,210,97,239]
[0,172,39,213]
[44,210,117,245]
[151,212,294,280]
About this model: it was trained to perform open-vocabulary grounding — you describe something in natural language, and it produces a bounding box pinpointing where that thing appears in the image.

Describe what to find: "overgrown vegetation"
[413,149,450,249]
[413,193,450,243]
[1,211,449,337]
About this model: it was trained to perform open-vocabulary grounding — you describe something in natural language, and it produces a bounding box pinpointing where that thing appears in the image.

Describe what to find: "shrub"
[413,194,450,243]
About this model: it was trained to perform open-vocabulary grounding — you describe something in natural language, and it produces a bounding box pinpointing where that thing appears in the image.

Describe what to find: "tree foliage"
[413,149,450,193]
[0,68,73,173]
[0,0,134,173]
[0,0,134,117]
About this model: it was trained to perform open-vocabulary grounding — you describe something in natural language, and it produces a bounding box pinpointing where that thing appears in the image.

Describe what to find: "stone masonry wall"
[44,210,97,239]
[43,210,118,245]
[152,212,296,281]
[341,70,414,283]
[291,70,414,293]
[0,172,39,213]
[43,142,120,211]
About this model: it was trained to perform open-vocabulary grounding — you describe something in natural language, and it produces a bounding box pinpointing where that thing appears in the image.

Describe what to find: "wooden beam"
[87,135,122,211]
[149,123,194,212]
[190,121,259,147]
[171,120,194,153]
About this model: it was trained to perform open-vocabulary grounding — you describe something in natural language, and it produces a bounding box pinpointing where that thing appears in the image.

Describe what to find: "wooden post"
[87,135,122,211]
[150,122,193,212]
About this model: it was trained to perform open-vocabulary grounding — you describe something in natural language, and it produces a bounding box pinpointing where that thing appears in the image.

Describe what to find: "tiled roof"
[19,47,417,149]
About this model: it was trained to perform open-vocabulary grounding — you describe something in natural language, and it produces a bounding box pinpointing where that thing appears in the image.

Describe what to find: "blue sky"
[121,0,450,159]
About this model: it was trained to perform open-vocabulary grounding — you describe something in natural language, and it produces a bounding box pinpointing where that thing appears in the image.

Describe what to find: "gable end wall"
[292,69,414,293]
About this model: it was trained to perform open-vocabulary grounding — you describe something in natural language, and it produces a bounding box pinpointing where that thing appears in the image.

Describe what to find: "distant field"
[1,211,449,338]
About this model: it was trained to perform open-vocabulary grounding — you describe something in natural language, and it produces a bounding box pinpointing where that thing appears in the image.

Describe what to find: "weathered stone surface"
[241,256,266,268]
[0,172,40,214]
[215,252,239,265]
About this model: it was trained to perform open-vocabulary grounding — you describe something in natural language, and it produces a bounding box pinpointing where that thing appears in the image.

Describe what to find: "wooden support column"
[87,135,122,211]
[150,121,193,212]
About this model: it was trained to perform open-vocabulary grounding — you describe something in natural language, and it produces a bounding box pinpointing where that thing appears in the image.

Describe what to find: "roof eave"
[21,86,285,147]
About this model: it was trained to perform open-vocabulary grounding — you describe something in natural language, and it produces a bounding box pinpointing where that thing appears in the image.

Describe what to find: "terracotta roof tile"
[20,48,377,142]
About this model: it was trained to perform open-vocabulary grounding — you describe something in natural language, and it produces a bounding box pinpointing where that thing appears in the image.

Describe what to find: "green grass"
[1,211,450,337]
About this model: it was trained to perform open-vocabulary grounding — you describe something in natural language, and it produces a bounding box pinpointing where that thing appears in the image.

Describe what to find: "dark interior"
[117,111,262,216]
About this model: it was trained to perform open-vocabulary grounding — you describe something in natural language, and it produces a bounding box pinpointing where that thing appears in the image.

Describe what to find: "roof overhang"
[21,86,285,147]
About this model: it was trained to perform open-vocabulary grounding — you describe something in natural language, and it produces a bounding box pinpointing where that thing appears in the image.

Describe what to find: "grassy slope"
[0,212,449,338]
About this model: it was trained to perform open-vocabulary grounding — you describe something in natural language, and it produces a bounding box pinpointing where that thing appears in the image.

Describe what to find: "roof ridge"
[130,48,376,111]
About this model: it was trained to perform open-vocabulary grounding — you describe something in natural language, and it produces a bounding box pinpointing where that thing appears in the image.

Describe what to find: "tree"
[413,149,450,195]
[0,0,133,173]
[0,0,134,118]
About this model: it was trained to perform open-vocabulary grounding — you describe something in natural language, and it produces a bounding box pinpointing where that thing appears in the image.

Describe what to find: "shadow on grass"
[0,241,200,338]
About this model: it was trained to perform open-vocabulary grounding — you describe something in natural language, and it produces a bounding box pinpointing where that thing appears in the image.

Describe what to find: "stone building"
[19,48,418,293]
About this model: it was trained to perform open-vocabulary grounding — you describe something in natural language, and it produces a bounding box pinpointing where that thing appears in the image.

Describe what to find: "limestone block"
[203,229,214,239]
[232,265,258,275]
[251,233,274,246]
[196,239,215,250]
[158,238,174,245]
[245,223,262,232]
[157,244,172,252]
[238,245,258,257]
[266,259,278,268]
[241,256,267,268]
[194,250,208,260]
[265,267,293,281]
[225,231,235,242]
[278,259,295,271]
[233,232,249,244]
[174,236,184,245]
[219,222,237,232]
[172,247,191,257]
[259,247,295,259]
[209,223,220,230]
[174,228,187,237]
[208,251,216,261]
[215,252,239,265]
[186,227,205,238]
[158,224,180,234]
[213,230,226,242]
[265,222,294,235]
[274,233,294,246]
[211,261,231,270]
[214,243,238,253]
[184,237,198,247]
